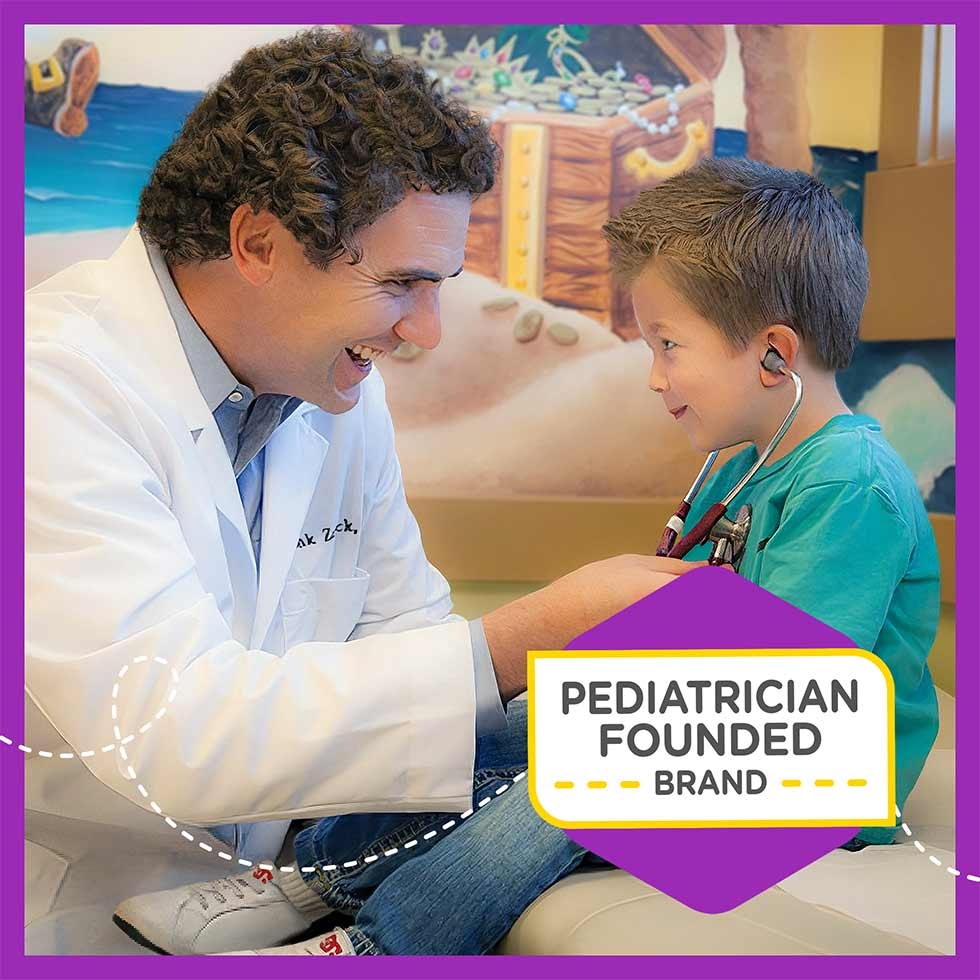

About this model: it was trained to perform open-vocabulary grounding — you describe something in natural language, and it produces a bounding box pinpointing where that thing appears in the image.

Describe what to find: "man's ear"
[758,324,800,389]
[228,204,280,286]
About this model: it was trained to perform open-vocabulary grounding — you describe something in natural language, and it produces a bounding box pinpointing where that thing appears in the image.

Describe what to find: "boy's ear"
[759,325,799,389]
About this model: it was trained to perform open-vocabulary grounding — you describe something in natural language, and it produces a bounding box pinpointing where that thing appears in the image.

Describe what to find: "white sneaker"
[216,927,356,956]
[113,865,328,955]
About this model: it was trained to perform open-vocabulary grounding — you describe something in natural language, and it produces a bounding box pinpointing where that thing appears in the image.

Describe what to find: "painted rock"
[514,310,544,343]
[547,321,580,346]
[482,296,520,313]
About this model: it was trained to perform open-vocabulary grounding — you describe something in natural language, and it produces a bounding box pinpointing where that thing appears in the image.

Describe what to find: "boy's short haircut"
[602,157,870,371]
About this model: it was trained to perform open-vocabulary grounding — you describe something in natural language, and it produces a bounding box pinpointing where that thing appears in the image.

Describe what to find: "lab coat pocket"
[280,569,371,645]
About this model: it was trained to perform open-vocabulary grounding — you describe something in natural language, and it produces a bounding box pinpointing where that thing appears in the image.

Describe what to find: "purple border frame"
[4,3,977,977]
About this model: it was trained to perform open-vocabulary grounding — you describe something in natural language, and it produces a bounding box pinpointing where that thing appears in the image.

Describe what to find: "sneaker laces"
[193,874,267,911]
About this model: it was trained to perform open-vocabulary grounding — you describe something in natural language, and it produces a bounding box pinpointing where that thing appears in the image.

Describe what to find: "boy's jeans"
[292,699,605,955]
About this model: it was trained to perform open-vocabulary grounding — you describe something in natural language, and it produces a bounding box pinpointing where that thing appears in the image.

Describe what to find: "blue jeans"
[292,699,603,955]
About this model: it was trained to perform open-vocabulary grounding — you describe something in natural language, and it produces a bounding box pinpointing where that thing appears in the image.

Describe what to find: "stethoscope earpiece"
[762,348,787,374]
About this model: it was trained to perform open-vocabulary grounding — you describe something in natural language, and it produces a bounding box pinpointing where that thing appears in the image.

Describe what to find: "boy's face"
[631,263,768,453]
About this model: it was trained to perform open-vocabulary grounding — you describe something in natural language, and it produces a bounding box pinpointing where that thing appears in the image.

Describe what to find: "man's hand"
[483,555,706,702]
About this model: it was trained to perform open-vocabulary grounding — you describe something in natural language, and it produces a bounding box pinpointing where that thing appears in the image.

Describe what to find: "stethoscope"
[656,348,804,569]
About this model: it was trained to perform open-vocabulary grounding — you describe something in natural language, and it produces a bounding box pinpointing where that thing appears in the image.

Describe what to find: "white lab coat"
[25,227,478,905]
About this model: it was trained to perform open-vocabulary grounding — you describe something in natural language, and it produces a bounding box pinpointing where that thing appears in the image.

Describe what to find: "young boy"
[603,156,940,847]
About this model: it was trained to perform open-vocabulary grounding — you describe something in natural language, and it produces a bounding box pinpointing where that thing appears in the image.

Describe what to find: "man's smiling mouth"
[345,344,386,368]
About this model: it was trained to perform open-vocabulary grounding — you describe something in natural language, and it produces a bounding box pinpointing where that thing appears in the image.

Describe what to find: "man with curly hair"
[26,28,694,956]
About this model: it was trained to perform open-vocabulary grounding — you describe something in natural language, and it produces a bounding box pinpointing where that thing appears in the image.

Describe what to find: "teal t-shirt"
[683,414,940,844]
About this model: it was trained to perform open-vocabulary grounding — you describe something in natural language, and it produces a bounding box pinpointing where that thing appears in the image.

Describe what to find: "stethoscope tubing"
[655,451,719,556]
[659,367,804,560]
[721,368,803,507]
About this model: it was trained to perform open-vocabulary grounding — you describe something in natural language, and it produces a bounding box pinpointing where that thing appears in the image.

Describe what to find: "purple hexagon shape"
[563,566,862,913]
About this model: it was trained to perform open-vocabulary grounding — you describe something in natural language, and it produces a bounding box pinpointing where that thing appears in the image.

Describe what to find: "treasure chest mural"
[351,25,716,339]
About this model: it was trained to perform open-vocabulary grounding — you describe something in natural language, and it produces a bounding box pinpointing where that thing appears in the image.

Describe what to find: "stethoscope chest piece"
[707,503,752,569]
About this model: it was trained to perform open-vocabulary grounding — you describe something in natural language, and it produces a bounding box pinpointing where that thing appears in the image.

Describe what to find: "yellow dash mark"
[554,781,574,789]
[815,779,835,787]
[620,781,641,789]
[587,781,608,789]
[847,779,868,787]
[782,779,802,787]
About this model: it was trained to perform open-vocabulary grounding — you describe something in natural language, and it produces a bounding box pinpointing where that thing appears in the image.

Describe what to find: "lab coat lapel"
[99,227,257,594]
[250,408,329,649]
[192,419,258,592]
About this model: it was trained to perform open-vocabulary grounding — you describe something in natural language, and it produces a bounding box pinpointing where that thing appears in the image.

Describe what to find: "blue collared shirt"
[145,240,506,736]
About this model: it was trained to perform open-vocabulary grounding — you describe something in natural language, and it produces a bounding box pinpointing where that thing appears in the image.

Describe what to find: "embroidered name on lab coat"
[297,519,359,548]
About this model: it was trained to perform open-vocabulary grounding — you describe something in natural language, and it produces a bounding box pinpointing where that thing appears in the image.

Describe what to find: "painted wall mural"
[24,25,955,514]
[351,24,815,341]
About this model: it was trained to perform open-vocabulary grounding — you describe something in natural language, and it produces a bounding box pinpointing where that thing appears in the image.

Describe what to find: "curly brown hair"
[138,28,499,267]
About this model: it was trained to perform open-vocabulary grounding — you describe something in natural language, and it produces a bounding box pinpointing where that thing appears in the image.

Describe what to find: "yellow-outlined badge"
[528,649,896,830]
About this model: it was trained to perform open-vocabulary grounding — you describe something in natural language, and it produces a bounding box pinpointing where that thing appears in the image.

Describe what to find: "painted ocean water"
[25,83,199,235]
